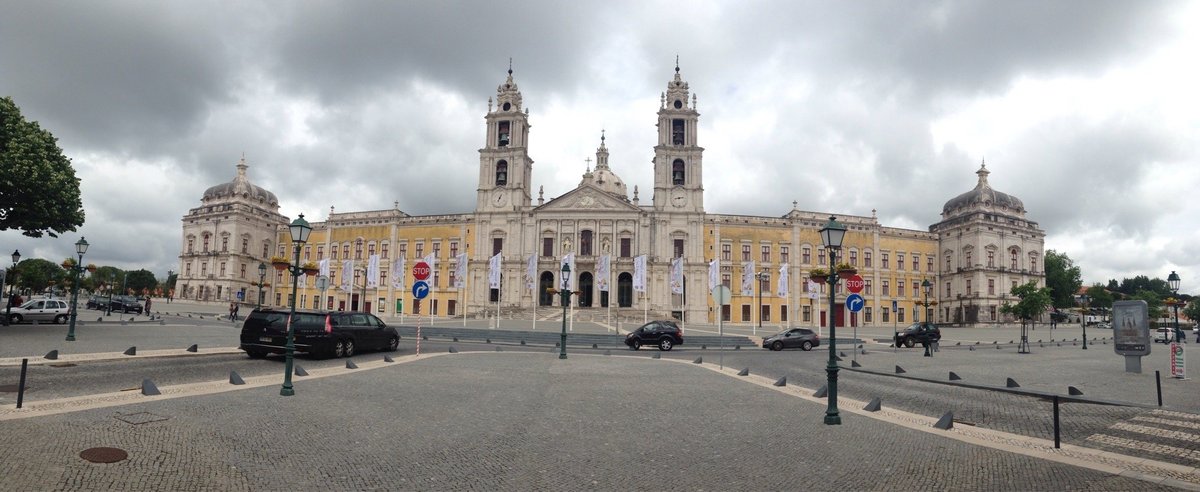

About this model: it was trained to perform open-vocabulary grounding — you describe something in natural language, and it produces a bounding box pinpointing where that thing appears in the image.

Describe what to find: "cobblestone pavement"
[669,339,1200,470]
[0,353,1190,491]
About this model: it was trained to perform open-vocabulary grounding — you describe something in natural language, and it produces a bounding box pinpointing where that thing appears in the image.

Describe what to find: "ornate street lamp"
[257,262,267,309]
[755,271,769,332]
[920,278,935,357]
[280,214,313,397]
[1080,294,1090,350]
[819,216,846,425]
[3,249,18,326]
[66,238,89,341]
[558,262,571,360]
[1168,271,1182,343]
[167,270,173,303]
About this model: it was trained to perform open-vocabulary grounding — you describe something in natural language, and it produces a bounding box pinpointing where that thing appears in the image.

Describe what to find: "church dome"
[942,163,1024,217]
[579,131,628,199]
[203,158,279,206]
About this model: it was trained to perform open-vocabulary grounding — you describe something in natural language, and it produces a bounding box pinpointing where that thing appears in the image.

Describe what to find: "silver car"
[8,299,71,324]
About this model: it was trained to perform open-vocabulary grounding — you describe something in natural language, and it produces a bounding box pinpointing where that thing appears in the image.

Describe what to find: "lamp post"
[257,262,267,309]
[4,249,18,326]
[755,271,768,332]
[1080,294,1089,350]
[167,270,173,303]
[280,214,313,397]
[1169,271,1182,343]
[819,216,846,425]
[105,272,114,316]
[558,262,571,360]
[66,238,89,341]
[921,278,935,357]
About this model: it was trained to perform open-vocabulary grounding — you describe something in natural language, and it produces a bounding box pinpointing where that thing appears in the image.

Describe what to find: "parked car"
[762,328,820,351]
[894,322,941,348]
[7,299,71,324]
[1156,326,1186,344]
[624,320,684,351]
[108,296,143,314]
[85,295,106,310]
[239,308,400,359]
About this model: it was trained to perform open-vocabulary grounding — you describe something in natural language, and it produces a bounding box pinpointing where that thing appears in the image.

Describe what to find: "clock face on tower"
[493,191,508,207]
[670,189,687,208]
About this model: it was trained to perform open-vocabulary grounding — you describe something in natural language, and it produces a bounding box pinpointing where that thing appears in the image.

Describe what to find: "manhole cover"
[80,447,127,463]
[0,384,20,393]
[114,412,169,425]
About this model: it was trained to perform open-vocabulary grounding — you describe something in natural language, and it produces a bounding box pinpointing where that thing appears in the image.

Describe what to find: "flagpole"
[606,259,612,332]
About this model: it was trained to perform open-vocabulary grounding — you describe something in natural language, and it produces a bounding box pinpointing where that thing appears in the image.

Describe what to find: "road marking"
[1135,415,1200,430]
[1087,433,1200,463]
[1111,421,1200,442]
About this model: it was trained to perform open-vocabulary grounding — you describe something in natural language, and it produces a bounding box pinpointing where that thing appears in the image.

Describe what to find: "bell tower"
[478,63,534,212]
[652,60,704,213]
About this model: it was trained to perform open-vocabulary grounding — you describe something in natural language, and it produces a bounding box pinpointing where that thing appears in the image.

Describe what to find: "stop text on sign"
[412,261,431,281]
[845,274,865,293]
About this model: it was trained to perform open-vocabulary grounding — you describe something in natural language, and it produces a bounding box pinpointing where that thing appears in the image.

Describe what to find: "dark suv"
[239,309,400,359]
[894,322,941,348]
[109,296,143,314]
[625,320,684,351]
[762,328,820,351]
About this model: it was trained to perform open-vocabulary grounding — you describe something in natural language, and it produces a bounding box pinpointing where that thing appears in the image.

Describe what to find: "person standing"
[228,302,236,321]
[144,297,152,316]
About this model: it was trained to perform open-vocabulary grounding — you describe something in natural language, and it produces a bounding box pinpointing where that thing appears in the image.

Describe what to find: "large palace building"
[179,66,1046,328]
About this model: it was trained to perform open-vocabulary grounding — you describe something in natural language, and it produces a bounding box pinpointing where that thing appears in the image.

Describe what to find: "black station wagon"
[239,309,400,359]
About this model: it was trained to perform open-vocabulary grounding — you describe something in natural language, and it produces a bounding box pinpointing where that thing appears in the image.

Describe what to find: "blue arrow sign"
[412,280,430,300]
[846,293,865,313]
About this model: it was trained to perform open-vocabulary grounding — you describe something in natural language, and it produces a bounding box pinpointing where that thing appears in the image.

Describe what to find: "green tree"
[1132,289,1163,319]
[14,258,65,294]
[124,269,158,294]
[1085,284,1114,320]
[1000,281,1053,327]
[91,266,125,295]
[0,97,85,237]
[1043,250,1082,308]
[1183,300,1200,328]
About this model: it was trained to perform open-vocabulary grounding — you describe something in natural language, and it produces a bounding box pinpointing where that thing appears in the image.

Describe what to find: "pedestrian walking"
[228,302,237,321]
[234,303,240,321]
[144,297,152,316]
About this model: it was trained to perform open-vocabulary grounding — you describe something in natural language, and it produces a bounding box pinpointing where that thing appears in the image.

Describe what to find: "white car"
[7,299,71,324]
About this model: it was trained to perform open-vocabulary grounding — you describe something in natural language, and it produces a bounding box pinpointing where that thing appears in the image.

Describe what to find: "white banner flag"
[488,252,502,289]
[525,254,537,291]
[670,257,684,294]
[453,253,468,289]
[422,252,436,275]
[777,263,789,297]
[741,261,755,296]
[633,255,647,292]
[597,255,611,292]
[807,279,820,300]
[341,260,353,291]
[298,269,307,288]
[708,259,719,290]
[390,256,406,290]
[560,252,576,290]
[367,255,380,288]
[319,258,330,277]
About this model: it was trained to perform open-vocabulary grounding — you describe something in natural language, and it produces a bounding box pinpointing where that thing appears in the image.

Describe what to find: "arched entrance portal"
[539,271,554,306]
[617,272,633,307]
[579,272,594,307]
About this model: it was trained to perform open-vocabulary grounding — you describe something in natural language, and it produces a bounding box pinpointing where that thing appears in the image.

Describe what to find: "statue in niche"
[602,238,611,254]
[562,237,573,252]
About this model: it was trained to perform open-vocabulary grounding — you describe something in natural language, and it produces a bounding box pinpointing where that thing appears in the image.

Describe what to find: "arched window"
[672,159,685,186]
[496,160,508,186]
[580,230,593,256]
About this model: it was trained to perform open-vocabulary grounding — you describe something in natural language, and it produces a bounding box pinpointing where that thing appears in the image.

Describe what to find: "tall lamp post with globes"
[280,214,313,397]
[1080,294,1089,350]
[819,216,847,425]
[557,263,573,359]
[65,238,89,341]
[4,249,19,326]
[166,270,173,303]
[257,262,267,309]
[755,271,769,332]
[1168,271,1182,343]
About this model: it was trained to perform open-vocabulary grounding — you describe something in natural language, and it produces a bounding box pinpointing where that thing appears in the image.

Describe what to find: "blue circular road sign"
[846,293,865,313]
[412,280,430,300]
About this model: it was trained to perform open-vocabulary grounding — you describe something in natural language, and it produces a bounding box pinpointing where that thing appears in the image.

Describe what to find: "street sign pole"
[713,285,731,371]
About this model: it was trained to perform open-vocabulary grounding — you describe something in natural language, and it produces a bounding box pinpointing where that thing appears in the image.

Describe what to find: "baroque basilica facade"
[179,66,1046,327]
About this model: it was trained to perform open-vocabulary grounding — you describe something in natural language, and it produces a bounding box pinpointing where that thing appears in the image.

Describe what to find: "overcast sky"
[2,1,1197,294]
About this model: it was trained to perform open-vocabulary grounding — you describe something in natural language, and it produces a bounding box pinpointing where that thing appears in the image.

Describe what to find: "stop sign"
[845,274,865,293]
[412,261,431,281]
